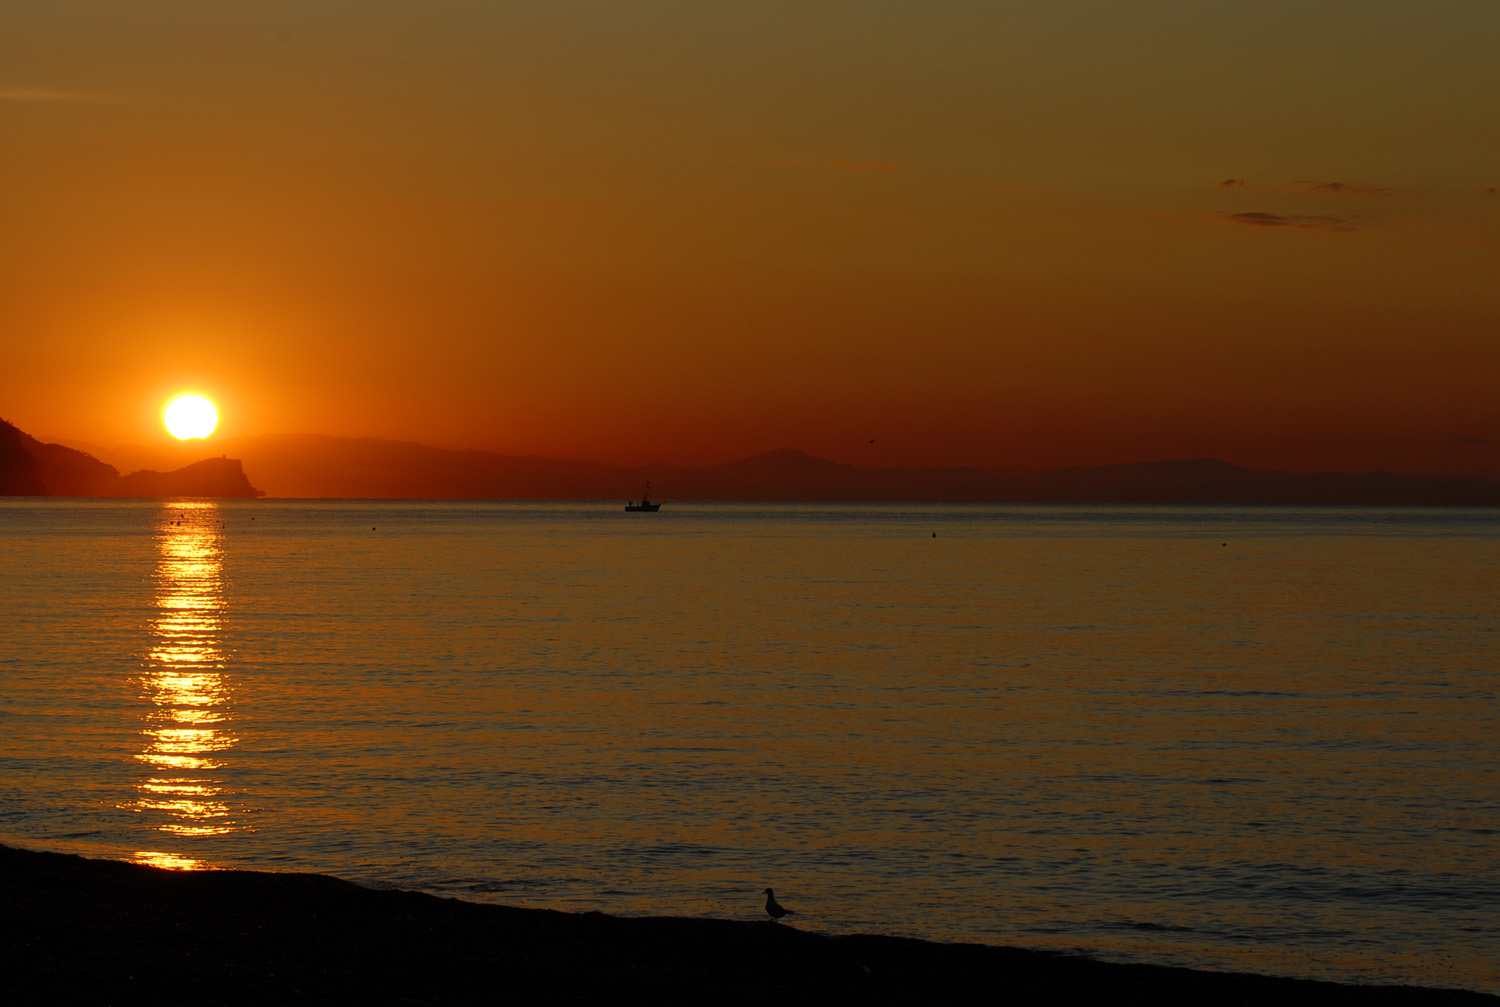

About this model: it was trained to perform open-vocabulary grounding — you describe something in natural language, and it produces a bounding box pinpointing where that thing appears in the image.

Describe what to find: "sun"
[164,395,218,440]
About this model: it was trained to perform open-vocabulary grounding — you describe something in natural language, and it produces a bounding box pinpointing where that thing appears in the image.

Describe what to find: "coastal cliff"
[0,419,263,498]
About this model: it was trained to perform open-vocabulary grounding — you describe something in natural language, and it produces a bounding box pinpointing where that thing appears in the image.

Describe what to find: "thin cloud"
[1215,178,1390,195]
[1226,212,1288,227]
[1221,211,1354,231]
[1290,179,1389,196]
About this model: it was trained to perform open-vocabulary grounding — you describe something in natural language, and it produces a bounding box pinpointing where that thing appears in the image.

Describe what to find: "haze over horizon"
[33,428,1500,485]
[4,2,1498,477]
[10,418,1499,504]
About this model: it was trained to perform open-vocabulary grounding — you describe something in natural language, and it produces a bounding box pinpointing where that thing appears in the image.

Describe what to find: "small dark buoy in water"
[932,532,937,538]
[372,527,376,531]
[1222,542,1227,546]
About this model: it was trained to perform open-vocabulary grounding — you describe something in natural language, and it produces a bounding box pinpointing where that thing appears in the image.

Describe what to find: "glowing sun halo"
[165,395,218,440]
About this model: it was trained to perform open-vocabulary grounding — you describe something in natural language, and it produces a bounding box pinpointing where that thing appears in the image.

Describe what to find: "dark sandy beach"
[0,844,1491,1006]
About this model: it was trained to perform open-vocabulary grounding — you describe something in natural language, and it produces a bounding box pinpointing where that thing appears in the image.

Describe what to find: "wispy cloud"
[1221,211,1354,231]
[1211,178,1389,196]
[1290,179,1388,196]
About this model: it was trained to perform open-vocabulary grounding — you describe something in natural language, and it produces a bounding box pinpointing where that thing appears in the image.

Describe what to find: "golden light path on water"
[128,501,238,870]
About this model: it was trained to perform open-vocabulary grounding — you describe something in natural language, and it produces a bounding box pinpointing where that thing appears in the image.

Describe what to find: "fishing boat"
[625,482,662,512]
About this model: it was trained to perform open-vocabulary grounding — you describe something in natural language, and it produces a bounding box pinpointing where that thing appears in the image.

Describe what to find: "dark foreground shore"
[1,845,1491,1006]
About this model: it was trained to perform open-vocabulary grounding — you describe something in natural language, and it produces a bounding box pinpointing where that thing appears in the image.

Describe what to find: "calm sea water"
[1,499,1496,992]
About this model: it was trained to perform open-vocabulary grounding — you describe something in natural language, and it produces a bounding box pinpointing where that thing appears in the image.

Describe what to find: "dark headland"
[1,846,1491,1006]
[0,419,262,498]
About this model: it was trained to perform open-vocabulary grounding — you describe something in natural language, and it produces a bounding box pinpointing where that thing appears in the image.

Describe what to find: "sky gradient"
[3,1,1498,475]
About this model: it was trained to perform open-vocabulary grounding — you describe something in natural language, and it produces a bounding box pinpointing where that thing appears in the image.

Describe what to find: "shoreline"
[1,844,1492,1005]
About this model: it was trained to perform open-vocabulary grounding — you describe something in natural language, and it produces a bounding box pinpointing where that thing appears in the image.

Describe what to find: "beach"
[1,844,1492,1005]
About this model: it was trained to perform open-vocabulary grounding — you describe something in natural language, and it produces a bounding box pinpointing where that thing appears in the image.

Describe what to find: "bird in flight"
[763,887,795,920]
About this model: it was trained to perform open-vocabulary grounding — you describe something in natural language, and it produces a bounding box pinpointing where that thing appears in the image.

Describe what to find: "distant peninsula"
[183,431,1500,505]
[1,419,262,498]
[7,420,1500,504]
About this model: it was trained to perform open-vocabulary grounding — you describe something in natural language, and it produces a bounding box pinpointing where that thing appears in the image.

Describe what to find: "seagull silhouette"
[763,887,795,920]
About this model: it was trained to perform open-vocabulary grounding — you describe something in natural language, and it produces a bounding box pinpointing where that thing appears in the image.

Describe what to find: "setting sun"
[164,396,218,440]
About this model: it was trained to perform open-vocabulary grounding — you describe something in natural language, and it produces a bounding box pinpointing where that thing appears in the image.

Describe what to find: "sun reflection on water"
[133,850,212,871]
[126,502,240,864]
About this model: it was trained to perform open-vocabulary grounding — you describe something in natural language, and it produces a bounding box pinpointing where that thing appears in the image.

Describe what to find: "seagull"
[763,887,795,920]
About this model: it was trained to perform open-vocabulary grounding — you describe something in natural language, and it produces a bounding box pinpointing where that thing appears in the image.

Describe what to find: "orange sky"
[3,2,1498,476]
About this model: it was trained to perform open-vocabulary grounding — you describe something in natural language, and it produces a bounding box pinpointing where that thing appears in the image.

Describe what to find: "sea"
[1,499,1496,993]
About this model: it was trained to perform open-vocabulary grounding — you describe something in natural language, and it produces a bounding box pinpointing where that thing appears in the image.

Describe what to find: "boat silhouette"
[625,482,661,512]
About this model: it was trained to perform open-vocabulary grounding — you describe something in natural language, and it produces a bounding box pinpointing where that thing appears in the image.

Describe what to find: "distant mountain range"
[6,421,1500,504]
[1,419,262,498]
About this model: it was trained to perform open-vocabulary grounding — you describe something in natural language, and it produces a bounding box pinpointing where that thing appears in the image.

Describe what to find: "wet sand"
[1,844,1491,1005]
